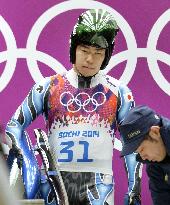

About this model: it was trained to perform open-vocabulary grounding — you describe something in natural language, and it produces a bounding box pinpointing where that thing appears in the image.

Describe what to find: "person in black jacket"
[119,105,170,205]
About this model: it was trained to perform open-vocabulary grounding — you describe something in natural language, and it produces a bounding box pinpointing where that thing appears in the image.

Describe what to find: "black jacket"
[137,117,170,205]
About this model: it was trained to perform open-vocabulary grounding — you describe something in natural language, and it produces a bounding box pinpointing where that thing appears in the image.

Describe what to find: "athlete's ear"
[149,126,160,141]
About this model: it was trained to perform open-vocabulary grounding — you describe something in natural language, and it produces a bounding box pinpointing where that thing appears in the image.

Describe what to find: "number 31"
[58,140,93,162]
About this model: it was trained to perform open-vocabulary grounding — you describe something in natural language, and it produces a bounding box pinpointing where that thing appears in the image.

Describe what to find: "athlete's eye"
[95,49,105,55]
[95,52,102,55]
[81,49,88,53]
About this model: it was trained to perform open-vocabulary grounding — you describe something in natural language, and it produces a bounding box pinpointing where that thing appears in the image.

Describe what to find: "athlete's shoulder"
[118,81,131,94]
[32,73,66,95]
[33,76,52,93]
[104,73,121,87]
[100,72,130,93]
[49,71,68,85]
[34,72,67,91]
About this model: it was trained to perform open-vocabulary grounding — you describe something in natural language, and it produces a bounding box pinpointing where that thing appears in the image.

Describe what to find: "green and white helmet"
[70,9,119,70]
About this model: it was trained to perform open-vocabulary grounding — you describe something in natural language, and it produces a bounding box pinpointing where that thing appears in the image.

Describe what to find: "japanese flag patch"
[124,92,134,102]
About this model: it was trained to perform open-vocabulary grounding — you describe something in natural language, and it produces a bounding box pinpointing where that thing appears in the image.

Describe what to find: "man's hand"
[124,192,141,205]
[7,145,23,170]
[129,193,141,205]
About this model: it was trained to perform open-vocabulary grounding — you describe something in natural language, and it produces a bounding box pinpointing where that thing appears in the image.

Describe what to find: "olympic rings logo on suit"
[60,91,106,113]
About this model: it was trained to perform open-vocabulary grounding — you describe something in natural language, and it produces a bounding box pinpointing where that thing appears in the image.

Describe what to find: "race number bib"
[49,119,114,174]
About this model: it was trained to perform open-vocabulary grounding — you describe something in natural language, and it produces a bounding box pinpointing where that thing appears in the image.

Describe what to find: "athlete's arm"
[5,77,51,198]
[6,77,51,148]
[117,83,142,205]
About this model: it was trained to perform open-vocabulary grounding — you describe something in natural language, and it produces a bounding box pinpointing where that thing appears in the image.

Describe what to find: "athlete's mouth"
[83,66,95,70]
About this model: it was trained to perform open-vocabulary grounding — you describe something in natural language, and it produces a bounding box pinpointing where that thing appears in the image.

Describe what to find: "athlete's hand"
[7,144,23,169]
[124,192,141,205]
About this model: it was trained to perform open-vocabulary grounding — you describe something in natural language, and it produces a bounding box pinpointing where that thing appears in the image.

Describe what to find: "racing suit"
[6,69,142,205]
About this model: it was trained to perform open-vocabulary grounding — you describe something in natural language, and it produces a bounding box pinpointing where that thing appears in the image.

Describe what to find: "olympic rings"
[60,91,106,113]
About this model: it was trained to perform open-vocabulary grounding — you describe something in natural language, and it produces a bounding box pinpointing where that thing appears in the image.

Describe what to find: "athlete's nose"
[86,53,93,64]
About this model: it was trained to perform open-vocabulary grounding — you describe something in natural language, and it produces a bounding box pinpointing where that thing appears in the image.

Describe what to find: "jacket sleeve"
[5,77,51,198]
[117,83,143,205]
[6,77,51,148]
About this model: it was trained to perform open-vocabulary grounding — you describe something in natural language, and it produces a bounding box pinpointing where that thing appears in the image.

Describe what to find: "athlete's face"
[73,45,105,77]
[136,126,166,162]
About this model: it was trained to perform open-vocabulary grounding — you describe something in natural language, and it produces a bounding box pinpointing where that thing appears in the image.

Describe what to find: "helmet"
[70,9,119,70]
